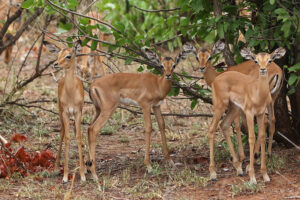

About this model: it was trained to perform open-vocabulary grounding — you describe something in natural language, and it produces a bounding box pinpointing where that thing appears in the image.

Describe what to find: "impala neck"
[64,56,76,89]
[204,63,221,87]
[159,75,172,97]
[258,73,270,94]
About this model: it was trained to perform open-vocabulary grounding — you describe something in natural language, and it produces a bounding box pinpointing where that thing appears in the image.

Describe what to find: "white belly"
[120,97,139,106]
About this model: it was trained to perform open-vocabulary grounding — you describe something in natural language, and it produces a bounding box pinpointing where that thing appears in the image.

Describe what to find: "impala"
[209,47,285,183]
[184,41,283,160]
[86,48,188,181]
[44,40,86,183]
[78,11,108,79]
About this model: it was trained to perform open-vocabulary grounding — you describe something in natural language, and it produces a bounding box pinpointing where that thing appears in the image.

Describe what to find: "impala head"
[240,47,286,75]
[183,40,225,73]
[43,40,82,70]
[145,48,187,80]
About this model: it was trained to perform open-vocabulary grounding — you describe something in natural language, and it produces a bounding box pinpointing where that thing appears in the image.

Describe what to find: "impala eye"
[254,60,258,64]
[207,56,212,61]
[65,55,72,59]
[268,60,272,64]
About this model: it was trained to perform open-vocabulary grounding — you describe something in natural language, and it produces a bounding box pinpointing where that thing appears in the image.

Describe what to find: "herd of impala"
[42,35,285,185]
[0,0,284,184]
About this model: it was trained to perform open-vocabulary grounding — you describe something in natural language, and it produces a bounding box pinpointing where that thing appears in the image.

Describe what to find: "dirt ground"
[0,33,300,200]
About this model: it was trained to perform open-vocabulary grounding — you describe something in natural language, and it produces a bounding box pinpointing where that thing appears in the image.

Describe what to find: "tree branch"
[132,5,180,13]
[0,8,44,54]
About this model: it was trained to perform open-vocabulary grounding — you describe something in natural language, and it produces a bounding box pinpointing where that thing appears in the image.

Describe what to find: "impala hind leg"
[153,105,174,166]
[75,110,86,182]
[233,112,245,162]
[221,105,243,176]
[267,103,275,156]
[88,109,115,181]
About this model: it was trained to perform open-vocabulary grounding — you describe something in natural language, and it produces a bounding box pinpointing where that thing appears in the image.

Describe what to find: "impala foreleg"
[220,106,243,176]
[75,110,86,182]
[141,105,153,172]
[55,112,64,171]
[257,114,270,182]
[245,112,257,184]
[62,111,70,183]
[153,105,173,166]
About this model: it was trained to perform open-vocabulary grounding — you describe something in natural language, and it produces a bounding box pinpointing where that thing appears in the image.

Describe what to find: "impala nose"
[166,74,171,80]
[260,68,267,75]
[53,62,60,70]
[200,67,206,73]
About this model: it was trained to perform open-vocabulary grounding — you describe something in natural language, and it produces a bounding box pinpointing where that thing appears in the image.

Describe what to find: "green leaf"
[288,62,300,72]
[190,99,198,110]
[80,17,90,25]
[168,87,180,96]
[287,86,295,95]
[270,0,275,5]
[125,58,134,65]
[288,73,297,86]
[137,66,144,72]
[180,17,189,27]
[59,22,73,31]
[91,39,98,51]
[22,0,34,9]
[217,23,224,38]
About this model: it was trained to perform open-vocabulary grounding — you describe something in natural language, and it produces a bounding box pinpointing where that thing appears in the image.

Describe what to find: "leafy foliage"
[21,0,300,104]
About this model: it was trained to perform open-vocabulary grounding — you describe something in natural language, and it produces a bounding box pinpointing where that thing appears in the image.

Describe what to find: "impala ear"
[183,43,199,61]
[211,40,225,56]
[240,47,255,60]
[74,40,82,55]
[145,48,161,65]
[271,47,286,60]
[43,41,61,53]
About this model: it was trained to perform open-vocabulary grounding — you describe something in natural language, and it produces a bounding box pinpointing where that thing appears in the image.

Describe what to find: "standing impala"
[184,41,283,159]
[86,49,187,181]
[44,40,86,183]
[209,47,285,184]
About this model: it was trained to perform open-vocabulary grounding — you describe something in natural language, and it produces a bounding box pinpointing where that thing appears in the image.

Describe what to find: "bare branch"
[132,5,180,13]
[45,0,121,33]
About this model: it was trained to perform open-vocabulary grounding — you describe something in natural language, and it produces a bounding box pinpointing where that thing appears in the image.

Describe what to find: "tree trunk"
[274,55,300,146]
[213,0,236,66]
[289,43,300,135]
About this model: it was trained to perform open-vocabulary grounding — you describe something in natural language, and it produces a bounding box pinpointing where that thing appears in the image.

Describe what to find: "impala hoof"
[210,172,217,181]
[263,174,270,182]
[167,159,175,167]
[146,165,153,173]
[62,177,68,184]
[249,177,257,185]
[81,175,86,182]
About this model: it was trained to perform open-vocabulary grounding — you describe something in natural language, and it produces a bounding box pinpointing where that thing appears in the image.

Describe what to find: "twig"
[0,134,8,145]
[275,171,299,188]
[17,33,43,79]
[0,8,44,53]
[45,0,120,33]
[277,131,300,151]
[152,34,182,46]
[132,5,180,12]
